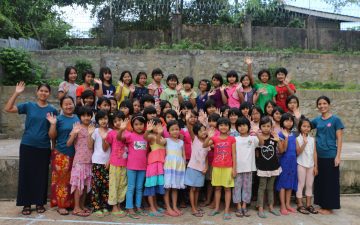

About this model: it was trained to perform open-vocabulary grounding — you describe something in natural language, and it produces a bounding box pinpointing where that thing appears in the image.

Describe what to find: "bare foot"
[318,208,333,215]
[174,208,183,215]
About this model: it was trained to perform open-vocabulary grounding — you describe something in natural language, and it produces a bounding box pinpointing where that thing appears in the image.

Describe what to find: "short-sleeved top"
[209,89,228,109]
[312,115,344,158]
[124,131,148,170]
[235,136,259,173]
[256,136,280,171]
[181,128,192,160]
[196,92,208,111]
[226,84,243,108]
[91,128,111,164]
[115,85,130,106]
[229,128,240,137]
[94,83,116,98]
[58,81,78,102]
[17,102,58,149]
[106,130,127,167]
[276,84,296,112]
[180,90,197,103]
[211,135,235,168]
[133,86,148,100]
[160,88,179,108]
[147,82,165,106]
[242,88,256,105]
[76,85,94,97]
[55,114,80,157]
[296,135,315,168]
[254,83,277,113]
[73,127,93,164]
[188,136,209,171]
[278,131,297,158]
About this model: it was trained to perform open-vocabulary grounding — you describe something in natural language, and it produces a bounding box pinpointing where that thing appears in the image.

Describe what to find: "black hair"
[259,116,273,128]
[95,110,108,124]
[193,122,206,136]
[257,69,271,81]
[198,79,211,92]
[182,76,194,88]
[235,117,251,133]
[151,68,164,78]
[280,113,295,129]
[180,101,194,110]
[82,69,95,81]
[298,117,313,132]
[143,106,157,121]
[119,70,133,84]
[316,95,331,106]
[37,83,51,92]
[204,99,216,112]
[150,117,162,126]
[250,105,263,117]
[119,99,134,115]
[140,94,155,107]
[99,67,112,83]
[226,70,239,83]
[60,96,74,107]
[112,111,125,122]
[135,71,147,84]
[166,74,179,85]
[190,109,199,117]
[208,113,220,122]
[271,106,284,117]
[228,107,241,118]
[216,117,231,129]
[286,95,300,108]
[160,100,172,113]
[164,109,178,121]
[166,120,179,132]
[97,97,111,107]
[131,113,146,128]
[78,106,93,117]
[275,67,288,77]
[264,100,277,116]
[108,97,118,105]
[81,90,96,106]
[220,105,230,116]
[240,101,252,112]
[211,73,224,86]
[64,66,77,82]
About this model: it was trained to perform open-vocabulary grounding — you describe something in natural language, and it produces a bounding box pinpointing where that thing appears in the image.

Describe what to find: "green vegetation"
[74,59,93,83]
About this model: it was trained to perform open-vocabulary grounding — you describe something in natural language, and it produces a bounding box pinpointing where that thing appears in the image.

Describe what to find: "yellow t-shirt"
[116,85,130,107]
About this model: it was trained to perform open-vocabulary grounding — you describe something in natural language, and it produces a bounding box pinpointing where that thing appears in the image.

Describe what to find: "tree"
[321,0,360,11]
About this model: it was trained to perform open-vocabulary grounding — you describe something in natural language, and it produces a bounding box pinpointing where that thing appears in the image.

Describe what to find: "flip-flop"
[136,209,148,216]
[36,205,46,214]
[280,209,289,215]
[103,209,110,216]
[208,210,220,216]
[287,207,296,213]
[21,206,32,216]
[306,205,319,214]
[223,213,232,220]
[157,208,165,213]
[242,208,250,217]
[235,209,243,217]
[164,210,179,217]
[93,210,104,218]
[269,209,281,216]
[192,211,203,217]
[112,210,127,218]
[148,211,164,217]
[127,213,140,219]
[257,211,267,218]
[297,206,310,215]
[72,210,90,217]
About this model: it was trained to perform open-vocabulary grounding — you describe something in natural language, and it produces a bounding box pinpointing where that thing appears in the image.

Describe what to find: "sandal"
[112,210,127,218]
[307,205,319,214]
[164,210,179,217]
[21,206,32,216]
[102,209,110,216]
[36,205,46,214]
[280,209,289,215]
[57,208,69,216]
[157,207,165,213]
[208,210,220,216]
[72,210,90,217]
[148,211,164,217]
[297,206,310,215]
[287,207,296,213]
[223,213,232,220]
[242,208,250,217]
[136,208,148,216]
[269,209,281,216]
[127,212,140,219]
[191,211,203,217]
[235,209,243,217]
[257,211,267,218]
[93,210,104,218]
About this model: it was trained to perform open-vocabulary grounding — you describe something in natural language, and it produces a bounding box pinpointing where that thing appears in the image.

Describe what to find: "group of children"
[55,58,319,220]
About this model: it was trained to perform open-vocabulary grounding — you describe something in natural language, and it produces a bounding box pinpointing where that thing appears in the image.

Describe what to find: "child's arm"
[155,125,167,146]
[176,84,184,104]
[278,130,289,154]
[253,90,259,104]
[245,57,255,86]
[296,136,307,156]
[203,128,215,148]
[144,120,156,143]
[232,142,236,178]
[102,132,110,151]
[87,124,96,151]
[185,111,195,141]
[219,85,228,104]
[313,140,318,176]
[182,143,186,162]
[116,118,129,141]
[129,84,135,100]
[203,156,208,174]
[115,82,124,101]
[94,79,103,98]
[189,91,196,107]
[66,123,81,147]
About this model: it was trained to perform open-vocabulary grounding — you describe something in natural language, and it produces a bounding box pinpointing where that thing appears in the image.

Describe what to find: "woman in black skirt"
[5,82,58,215]
[311,96,344,215]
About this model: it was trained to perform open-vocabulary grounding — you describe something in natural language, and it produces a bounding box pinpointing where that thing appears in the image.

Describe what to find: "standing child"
[239,57,257,105]
[275,68,296,112]
[76,70,95,106]
[226,70,244,108]
[95,67,116,98]
[233,117,259,217]
[286,95,304,136]
[203,118,236,221]
[148,68,165,108]
[131,72,148,101]
[272,106,284,135]
[296,118,318,215]
[115,70,133,106]
[97,97,111,114]
[160,74,181,109]
[249,106,263,136]
[196,79,211,111]
[179,76,197,107]
[276,113,298,215]
[240,102,252,121]
[264,100,276,118]
[228,108,241,137]
[254,69,277,113]
[132,99,141,114]
[58,66,78,102]
[208,73,228,109]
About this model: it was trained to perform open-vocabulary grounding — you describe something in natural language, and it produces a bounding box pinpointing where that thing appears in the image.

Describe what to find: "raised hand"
[129,84,136,93]
[63,84,70,94]
[176,83,183,92]
[88,124,96,135]
[293,107,301,119]
[282,129,289,138]
[72,122,81,134]
[15,81,25,94]
[155,124,164,134]
[302,134,308,145]
[146,120,155,132]
[185,110,192,122]
[117,81,124,87]
[284,75,291,86]
[219,84,226,92]
[207,127,216,138]
[120,118,129,131]
[244,57,253,65]
[94,78,102,85]
[271,130,280,142]
[46,112,57,125]
[174,106,181,116]
[208,89,216,97]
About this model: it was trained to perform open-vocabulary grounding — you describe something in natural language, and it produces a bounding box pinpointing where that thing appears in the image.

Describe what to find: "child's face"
[218,123,230,134]
[273,111,282,122]
[122,73,132,85]
[241,76,250,87]
[188,113,197,125]
[120,106,129,116]
[183,83,192,91]
[147,113,157,120]
[260,122,271,134]
[61,98,74,115]
[68,69,77,82]
[241,108,249,117]
[206,106,216,115]
[229,114,238,125]
[199,81,208,92]
[133,101,140,114]
[80,114,92,125]
[260,73,269,83]
[162,103,172,114]
[251,110,261,123]
[266,104,274,116]
[133,120,145,134]
[139,75,147,86]
[227,76,236,84]
[153,74,163,83]
[276,73,286,82]
[99,102,110,112]
[167,79,178,89]
[208,120,217,128]
[113,117,122,129]
[98,116,108,128]
[212,78,220,88]
[301,121,311,135]
[110,100,117,112]
[165,114,175,123]
[198,126,207,139]
[283,119,294,130]
[85,74,94,84]
[237,124,249,135]
[144,101,154,108]
[222,109,229,118]
[287,99,298,112]
[84,96,95,106]
[169,124,180,138]
[103,72,112,82]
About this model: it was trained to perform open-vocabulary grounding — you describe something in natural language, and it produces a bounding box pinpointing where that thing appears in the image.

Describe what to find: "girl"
[256,116,282,218]
[117,114,148,219]
[97,97,111,114]
[272,106,284,135]
[132,98,141,114]
[233,117,258,217]
[275,67,296,112]
[225,70,244,108]
[249,106,263,136]
[178,101,193,129]
[240,101,252,120]
[131,72,148,101]
[95,67,116,98]
[160,74,181,109]
[312,96,344,215]
[179,76,197,107]
[160,100,172,117]
[109,98,118,114]
[158,120,186,217]
[296,118,318,215]
[286,95,304,136]
[254,69,277,113]
[239,57,257,105]
[48,96,80,215]
[208,73,228,109]
[228,108,241,137]
[67,106,94,217]
[203,118,236,221]
[196,79,211,111]
[264,100,276,118]
[5,82,57,215]
[89,110,111,217]
[204,99,217,116]
[115,70,133,106]
[76,69,95,106]
[220,105,230,118]
[74,90,96,117]
[58,66,78,102]
[141,94,156,109]
[143,118,166,217]
[148,68,165,107]
[276,113,298,215]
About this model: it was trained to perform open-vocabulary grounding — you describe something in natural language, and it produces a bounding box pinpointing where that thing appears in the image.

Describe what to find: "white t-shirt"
[235,135,259,173]
[91,128,111,164]
[58,81,78,103]
[296,135,315,168]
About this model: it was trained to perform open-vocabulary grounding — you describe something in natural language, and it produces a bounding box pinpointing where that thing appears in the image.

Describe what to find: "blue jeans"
[125,169,146,209]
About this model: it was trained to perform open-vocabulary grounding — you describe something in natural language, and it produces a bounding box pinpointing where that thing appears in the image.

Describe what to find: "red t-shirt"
[211,136,235,168]
[276,83,296,112]
[76,85,94,97]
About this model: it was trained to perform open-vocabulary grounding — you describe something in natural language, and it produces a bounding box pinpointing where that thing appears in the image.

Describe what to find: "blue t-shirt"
[278,131,297,158]
[55,114,80,157]
[196,92,208,111]
[94,83,116,98]
[133,86,148,100]
[312,115,344,158]
[17,102,58,149]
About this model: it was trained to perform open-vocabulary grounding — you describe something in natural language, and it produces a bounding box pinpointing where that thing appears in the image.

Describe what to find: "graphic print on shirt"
[105,89,113,98]
[214,142,230,163]
[134,141,147,150]
[260,140,275,160]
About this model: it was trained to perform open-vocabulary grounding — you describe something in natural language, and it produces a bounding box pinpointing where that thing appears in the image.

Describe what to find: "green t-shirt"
[254,83,277,112]
[160,88,179,108]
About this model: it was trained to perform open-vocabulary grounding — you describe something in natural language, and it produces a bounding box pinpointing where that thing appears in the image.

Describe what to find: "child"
[89,110,111,217]
[203,117,236,221]
[272,106,284,135]
[109,98,118,114]
[160,100,172,117]
[95,67,116,98]
[275,68,296,112]
[264,100,276,118]
[196,79,211,111]
[256,116,282,218]
[249,106,263,136]
[276,113,298,215]
[220,105,230,118]
[178,101,193,129]
[97,97,111,114]
[141,94,156,109]
[58,66,78,102]
[254,69,277,113]
[286,95,304,136]
[158,120,186,217]
[239,57,256,105]
[115,70,132,106]
[226,70,244,108]
[104,112,128,217]
[132,98,141,114]
[74,90,96,118]
[296,118,318,214]
[179,76,197,107]
[233,117,259,217]
[240,101,252,120]
[119,99,134,120]
[143,118,166,217]
[68,106,94,217]
[208,73,228,109]
[160,74,181,109]
[117,114,148,219]
[131,72,148,101]
[228,108,241,137]
[204,99,217,116]
[76,69,95,106]
[148,68,165,107]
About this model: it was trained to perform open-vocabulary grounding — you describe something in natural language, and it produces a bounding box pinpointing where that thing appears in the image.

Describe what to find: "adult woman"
[4,82,58,215]
[312,96,344,215]
[47,96,80,215]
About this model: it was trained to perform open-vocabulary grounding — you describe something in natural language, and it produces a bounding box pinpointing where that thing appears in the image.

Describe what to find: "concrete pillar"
[171,13,182,44]
[306,16,318,49]
[242,16,252,48]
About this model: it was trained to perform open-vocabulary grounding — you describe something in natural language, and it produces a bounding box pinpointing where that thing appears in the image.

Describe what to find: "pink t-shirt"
[211,135,235,168]
[124,131,148,170]
[226,84,243,108]
[106,130,127,167]
[188,136,209,171]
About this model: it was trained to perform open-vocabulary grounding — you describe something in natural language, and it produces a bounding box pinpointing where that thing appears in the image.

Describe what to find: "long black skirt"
[314,157,340,209]
[16,144,51,206]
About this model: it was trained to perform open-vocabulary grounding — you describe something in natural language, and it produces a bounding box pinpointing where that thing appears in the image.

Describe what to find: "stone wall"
[0,86,358,141]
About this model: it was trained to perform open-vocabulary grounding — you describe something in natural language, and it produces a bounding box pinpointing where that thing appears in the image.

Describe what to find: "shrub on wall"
[75,59,93,84]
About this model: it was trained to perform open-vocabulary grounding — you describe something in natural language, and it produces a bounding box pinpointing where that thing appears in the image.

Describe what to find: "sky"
[57,0,360,37]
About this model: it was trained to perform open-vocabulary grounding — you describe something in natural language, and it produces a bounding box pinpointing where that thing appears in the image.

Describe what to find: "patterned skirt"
[70,163,92,194]
[164,155,186,189]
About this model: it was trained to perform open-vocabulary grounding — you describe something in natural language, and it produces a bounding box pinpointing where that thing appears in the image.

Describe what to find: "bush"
[75,59,93,84]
